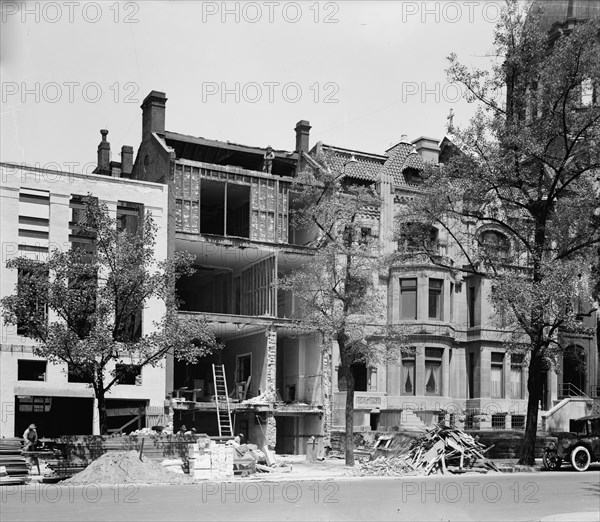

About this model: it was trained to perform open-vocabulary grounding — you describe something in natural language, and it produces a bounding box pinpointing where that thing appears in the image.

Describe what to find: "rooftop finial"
[100,129,109,141]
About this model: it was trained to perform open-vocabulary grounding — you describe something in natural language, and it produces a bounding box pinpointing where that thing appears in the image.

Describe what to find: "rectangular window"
[400,278,417,320]
[117,201,143,235]
[468,285,478,327]
[401,355,416,395]
[425,348,443,396]
[491,352,504,399]
[511,414,525,430]
[16,266,49,337]
[115,364,142,385]
[510,354,524,399]
[70,195,98,254]
[17,396,51,413]
[491,413,506,429]
[428,278,443,320]
[18,360,46,381]
[19,188,50,260]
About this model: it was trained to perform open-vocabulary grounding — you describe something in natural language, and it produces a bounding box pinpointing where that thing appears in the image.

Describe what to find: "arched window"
[480,230,510,262]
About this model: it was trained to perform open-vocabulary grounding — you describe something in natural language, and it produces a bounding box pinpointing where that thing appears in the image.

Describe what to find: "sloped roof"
[318,144,387,182]
[381,142,425,185]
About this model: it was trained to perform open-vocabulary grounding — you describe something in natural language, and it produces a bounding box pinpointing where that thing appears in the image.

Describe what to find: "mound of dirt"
[64,451,194,485]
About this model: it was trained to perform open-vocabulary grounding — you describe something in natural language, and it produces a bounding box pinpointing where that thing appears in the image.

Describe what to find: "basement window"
[511,415,525,430]
[491,413,506,430]
[18,360,47,381]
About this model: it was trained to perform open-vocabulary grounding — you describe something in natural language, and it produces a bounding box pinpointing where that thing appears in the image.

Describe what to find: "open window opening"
[18,360,46,381]
[226,184,250,238]
[200,180,226,235]
[288,192,313,246]
[115,364,142,385]
[176,266,231,314]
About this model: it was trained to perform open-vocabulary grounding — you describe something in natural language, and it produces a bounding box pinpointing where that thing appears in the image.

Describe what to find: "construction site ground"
[25,455,553,485]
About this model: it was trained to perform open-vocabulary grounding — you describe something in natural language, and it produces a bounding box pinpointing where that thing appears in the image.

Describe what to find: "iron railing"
[558,383,590,399]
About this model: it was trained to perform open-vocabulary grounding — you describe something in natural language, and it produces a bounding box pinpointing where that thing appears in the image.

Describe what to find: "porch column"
[92,398,100,435]
[265,326,277,449]
[266,327,277,401]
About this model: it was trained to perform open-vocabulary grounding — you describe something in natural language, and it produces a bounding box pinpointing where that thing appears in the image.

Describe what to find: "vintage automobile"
[543,413,600,471]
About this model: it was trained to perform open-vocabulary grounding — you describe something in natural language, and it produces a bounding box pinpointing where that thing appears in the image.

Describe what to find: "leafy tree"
[280,153,405,466]
[1,197,221,434]
[399,1,600,464]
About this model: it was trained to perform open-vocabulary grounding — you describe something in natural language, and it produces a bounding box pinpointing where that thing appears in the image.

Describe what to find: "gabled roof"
[381,142,425,185]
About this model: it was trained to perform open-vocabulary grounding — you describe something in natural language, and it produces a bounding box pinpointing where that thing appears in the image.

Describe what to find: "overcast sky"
[1,1,502,172]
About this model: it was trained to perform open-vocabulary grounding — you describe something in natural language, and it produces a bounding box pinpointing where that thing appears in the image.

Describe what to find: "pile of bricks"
[187,440,234,480]
[209,441,234,479]
[188,438,212,480]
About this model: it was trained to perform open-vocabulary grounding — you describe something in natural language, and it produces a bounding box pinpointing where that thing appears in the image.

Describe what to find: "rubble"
[64,450,194,485]
[355,423,499,477]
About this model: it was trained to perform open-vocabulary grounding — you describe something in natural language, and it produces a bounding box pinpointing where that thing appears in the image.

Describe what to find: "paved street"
[1,471,599,522]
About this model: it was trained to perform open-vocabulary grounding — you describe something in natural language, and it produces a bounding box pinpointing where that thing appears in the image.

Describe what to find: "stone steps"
[401,410,426,429]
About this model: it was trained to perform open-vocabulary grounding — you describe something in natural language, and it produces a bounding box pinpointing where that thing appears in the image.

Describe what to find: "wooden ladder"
[212,364,233,437]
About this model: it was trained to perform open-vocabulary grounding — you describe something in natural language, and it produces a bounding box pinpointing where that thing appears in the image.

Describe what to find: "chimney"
[121,145,134,177]
[97,129,110,174]
[141,90,167,137]
[294,120,311,153]
[411,137,441,164]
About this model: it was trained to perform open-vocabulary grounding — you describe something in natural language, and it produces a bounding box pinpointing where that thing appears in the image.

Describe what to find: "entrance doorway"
[563,345,586,393]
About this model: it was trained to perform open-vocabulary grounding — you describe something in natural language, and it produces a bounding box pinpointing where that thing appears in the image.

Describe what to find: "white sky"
[1,0,502,172]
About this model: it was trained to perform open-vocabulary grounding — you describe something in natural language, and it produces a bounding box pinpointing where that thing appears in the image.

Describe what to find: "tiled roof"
[319,145,387,182]
[402,150,425,171]
[381,142,413,185]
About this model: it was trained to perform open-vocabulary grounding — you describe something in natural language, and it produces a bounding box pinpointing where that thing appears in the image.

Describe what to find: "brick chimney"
[294,120,311,153]
[97,129,110,174]
[121,145,134,177]
[141,90,167,137]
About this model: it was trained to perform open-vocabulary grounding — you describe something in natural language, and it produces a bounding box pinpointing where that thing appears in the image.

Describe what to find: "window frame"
[400,278,418,320]
[424,347,443,396]
[428,278,443,320]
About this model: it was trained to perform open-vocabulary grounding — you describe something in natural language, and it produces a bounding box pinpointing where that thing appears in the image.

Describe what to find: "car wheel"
[543,451,562,471]
[571,446,591,472]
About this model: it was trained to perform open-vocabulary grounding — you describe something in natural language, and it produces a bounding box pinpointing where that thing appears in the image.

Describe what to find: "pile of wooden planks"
[402,423,499,475]
[356,423,498,477]
[356,456,418,476]
[0,438,29,485]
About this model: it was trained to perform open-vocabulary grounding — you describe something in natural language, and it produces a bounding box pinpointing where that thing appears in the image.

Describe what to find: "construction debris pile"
[356,424,499,476]
[64,450,194,485]
[0,439,29,485]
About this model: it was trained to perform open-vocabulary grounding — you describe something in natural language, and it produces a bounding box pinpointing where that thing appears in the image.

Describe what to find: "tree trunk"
[94,377,109,436]
[519,352,543,465]
[338,336,355,466]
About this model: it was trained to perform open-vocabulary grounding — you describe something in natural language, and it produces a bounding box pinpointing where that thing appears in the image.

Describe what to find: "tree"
[280,153,404,466]
[399,1,600,464]
[1,197,221,434]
